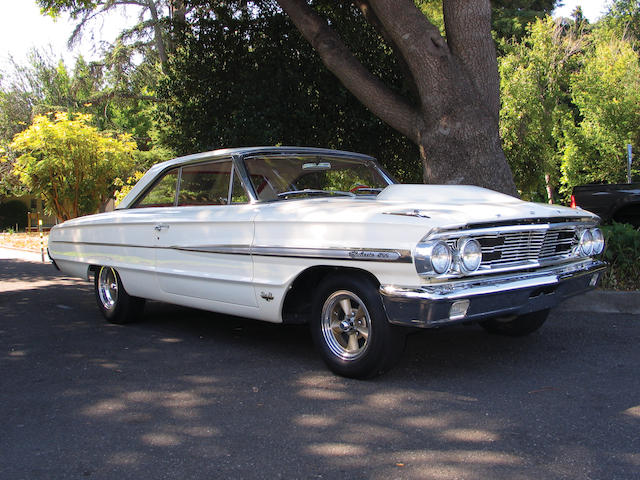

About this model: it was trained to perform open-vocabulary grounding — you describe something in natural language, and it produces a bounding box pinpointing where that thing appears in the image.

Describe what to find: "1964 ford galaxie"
[48,147,606,378]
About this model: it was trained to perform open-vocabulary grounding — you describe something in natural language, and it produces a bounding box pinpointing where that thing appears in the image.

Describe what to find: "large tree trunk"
[276,0,518,196]
[417,106,514,191]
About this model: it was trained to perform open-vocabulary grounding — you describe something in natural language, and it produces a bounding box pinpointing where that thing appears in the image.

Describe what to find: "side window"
[178,161,232,206]
[134,169,178,208]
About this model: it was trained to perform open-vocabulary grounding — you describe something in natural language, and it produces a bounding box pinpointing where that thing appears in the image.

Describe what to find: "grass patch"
[600,223,640,291]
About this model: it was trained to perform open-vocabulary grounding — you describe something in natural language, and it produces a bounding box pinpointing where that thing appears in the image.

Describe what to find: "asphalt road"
[1,252,639,480]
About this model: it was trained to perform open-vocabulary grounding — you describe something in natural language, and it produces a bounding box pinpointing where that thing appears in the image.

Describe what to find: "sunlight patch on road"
[440,428,499,443]
[298,387,350,400]
[141,432,182,447]
[307,442,368,456]
[294,414,337,428]
[623,405,640,418]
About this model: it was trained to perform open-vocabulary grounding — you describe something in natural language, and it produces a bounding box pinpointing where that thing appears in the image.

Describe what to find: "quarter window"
[135,169,178,208]
[178,161,233,206]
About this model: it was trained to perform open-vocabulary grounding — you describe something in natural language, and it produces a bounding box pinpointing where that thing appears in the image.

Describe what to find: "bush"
[600,222,640,291]
[0,200,28,230]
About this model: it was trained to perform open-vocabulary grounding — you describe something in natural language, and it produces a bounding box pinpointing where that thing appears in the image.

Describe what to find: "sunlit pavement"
[1,249,639,479]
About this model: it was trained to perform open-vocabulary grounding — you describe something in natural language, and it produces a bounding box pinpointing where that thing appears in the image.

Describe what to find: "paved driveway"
[1,251,638,479]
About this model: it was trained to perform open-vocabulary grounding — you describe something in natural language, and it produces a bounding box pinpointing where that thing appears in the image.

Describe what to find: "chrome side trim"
[50,240,412,263]
[173,245,413,263]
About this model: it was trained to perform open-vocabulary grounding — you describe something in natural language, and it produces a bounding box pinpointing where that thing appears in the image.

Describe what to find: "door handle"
[154,224,170,232]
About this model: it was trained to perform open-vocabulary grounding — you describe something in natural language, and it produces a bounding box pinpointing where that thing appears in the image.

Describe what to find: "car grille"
[442,226,579,272]
[476,229,576,267]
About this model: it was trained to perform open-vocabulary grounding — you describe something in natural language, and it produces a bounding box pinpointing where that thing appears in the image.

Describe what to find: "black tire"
[480,309,550,337]
[94,266,145,324]
[311,273,406,379]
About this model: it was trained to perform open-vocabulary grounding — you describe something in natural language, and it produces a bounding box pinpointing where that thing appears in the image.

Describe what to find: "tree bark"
[276,0,518,196]
[146,0,169,70]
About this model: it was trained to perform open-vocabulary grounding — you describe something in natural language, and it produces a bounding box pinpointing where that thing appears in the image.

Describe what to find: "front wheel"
[94,266,145,324]
[311,274,405,379]
[480,309,550,337]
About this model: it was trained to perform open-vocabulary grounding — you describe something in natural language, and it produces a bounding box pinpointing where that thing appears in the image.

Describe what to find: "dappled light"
[624,406,640,418]
[1,256,639,478]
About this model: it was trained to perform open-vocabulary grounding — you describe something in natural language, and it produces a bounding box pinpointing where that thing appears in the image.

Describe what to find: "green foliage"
[600,222,640,290]
[500,11,640,202]
[599,0,640,47]
[499,17,580,201]
[157,1,421,182]
[560,35,640,190]
[8,112,137,220]
[492,0,556,47]
[0,50,163,199]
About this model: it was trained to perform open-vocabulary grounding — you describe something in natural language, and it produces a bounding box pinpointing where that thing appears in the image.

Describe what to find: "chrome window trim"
[237,153,394,204]
[232,154,258,203]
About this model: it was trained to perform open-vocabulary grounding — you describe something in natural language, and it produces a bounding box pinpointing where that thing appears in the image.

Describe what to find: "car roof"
[116,147,377,209]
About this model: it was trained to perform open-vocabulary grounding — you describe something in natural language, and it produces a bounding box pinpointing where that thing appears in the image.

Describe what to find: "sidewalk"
[0,246,50,262]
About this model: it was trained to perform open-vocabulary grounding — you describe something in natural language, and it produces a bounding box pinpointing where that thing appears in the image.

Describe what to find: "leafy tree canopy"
[7,112,137,220]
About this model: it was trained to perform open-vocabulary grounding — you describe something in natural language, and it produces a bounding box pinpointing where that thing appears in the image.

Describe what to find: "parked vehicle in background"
[49,147,606,378]
[571,183,640,228]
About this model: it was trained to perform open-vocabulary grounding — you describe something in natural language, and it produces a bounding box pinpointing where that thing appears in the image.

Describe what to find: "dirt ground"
[0,232,48,252]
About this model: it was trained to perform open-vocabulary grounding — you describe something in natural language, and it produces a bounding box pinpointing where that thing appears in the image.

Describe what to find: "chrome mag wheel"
[321,290,371,361]
[97,266,119,311]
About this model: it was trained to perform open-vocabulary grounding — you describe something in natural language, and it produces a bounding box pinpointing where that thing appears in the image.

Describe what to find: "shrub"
[600,222,640,291]
[0,200,28,230]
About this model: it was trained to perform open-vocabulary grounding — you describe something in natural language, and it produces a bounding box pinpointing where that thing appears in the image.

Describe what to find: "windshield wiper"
[277,189,355,199]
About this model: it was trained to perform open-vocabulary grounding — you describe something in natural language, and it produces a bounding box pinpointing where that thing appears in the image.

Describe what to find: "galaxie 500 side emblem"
[348,250,401,260]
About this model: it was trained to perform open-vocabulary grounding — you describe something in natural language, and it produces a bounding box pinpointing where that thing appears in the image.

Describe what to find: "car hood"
[257,184,595,228]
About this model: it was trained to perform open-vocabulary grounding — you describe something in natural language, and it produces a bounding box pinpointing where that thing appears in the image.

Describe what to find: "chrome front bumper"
[380,260,606,328]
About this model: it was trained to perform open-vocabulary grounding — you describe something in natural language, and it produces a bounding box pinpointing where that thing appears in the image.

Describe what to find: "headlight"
[458,238,482,272]
[415,240,452,275]
[578,229,594,256]
[590,228,604,255]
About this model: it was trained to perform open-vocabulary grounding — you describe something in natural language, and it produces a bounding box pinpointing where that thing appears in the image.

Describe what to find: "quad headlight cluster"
[576,227,605,256]
[414,237,482,276]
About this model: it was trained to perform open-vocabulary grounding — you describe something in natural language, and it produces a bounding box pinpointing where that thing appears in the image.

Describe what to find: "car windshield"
[242,155,391,201]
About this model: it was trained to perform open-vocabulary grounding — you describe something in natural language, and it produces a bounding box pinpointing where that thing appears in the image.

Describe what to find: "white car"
[48,147,606,378]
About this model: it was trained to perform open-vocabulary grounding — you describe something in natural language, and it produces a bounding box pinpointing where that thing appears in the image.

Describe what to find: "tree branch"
[443,0,500,120]
[352,0,420,102]
[276,0,420,143]
[366,0,453,109]
[144,0,169,70]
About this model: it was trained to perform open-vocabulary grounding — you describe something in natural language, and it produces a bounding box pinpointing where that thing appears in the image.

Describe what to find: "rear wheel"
[311,274,405,379]
[94,266,145,324]
[480,309,550,337]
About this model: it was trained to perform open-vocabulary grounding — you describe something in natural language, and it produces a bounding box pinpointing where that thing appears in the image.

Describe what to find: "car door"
[153,158,258,307]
